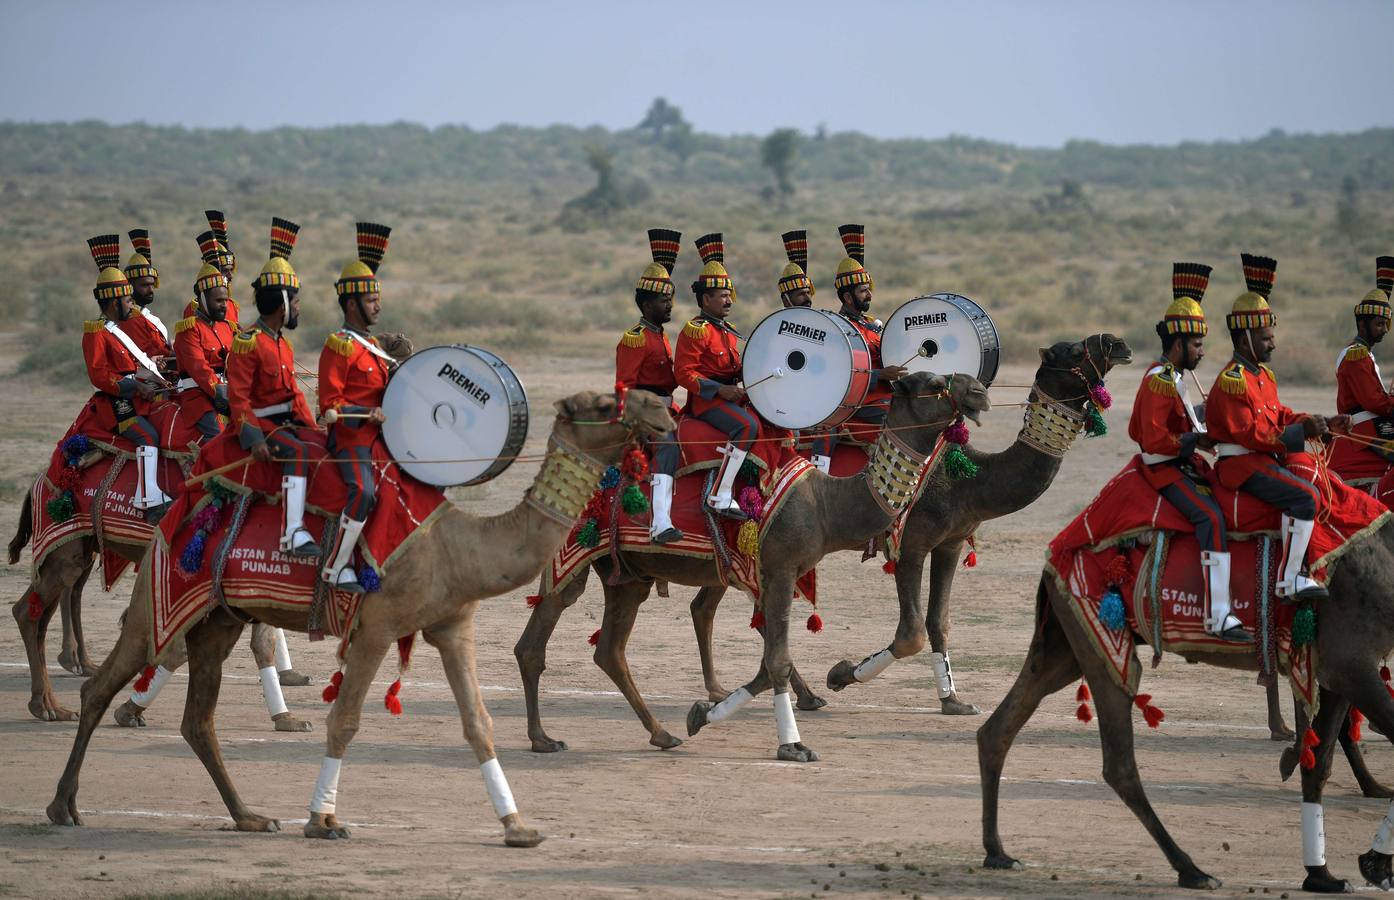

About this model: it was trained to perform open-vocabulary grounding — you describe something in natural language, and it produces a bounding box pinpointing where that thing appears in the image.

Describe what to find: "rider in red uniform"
[183,210,241,326]
[173,234,237,442]
[1329,256,1394,490]
[118,229,174,375]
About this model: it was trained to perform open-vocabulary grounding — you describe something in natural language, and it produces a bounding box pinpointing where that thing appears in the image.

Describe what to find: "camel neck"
[954,435,1066,519]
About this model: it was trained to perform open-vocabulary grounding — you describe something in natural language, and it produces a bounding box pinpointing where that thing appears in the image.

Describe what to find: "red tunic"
[843,313,892,409]
[118,309,173,359]
[78,318,152,433]
[225,322,316,442]
[317,329,391,450]
[615,319,679,411]
[1205,357,1308,490]
[173,313,235,424]
[673,315,744,418]
[1127,362,1201,490]
[1329,341,1394,483]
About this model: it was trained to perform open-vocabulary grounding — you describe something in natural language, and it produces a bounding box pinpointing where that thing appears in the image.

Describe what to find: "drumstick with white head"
[743,367,786,391]
[319,409,384,425]
[893,345,935,370]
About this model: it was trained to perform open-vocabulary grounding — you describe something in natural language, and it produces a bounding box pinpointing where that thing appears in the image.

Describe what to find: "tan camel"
[979,524,1394,893]
[47,389,674,848]
[8,477,312,729]
[517,373,990,758]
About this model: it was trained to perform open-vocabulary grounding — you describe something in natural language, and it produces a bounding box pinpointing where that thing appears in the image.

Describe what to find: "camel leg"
[1336,675,1394,888]
[1265,678,1295,741]
[428,607,544,848]
[180,612,279,833]
[1340,712,1394,799]
[513,571,586,753]
[57,557,97,676]
[13,552,86,721]
[1295,689,1354,893]
[249,622,311,732]
[690,586,730,701]
[114,639,189,727]
[273,628,313,686]
[979,599,1084,871]
[825,536,934,698]
[47,590,152,826]
[304,629,392,840]
[594,580,681,750]
[924,541,978,714]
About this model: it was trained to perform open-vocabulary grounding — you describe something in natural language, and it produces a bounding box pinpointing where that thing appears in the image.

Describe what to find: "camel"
[978,521,1394,893]
[825,333,1134,713]
[517,372,989,759]
[8,474,312,729]
[47,389,674,847]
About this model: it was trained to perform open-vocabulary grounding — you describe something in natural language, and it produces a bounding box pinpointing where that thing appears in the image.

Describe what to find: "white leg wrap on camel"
[852,648,897,683]
[310,756,342,815]
[131,665,172,707]
[930,652,955,700]
[707,686,754,722]
[1373,800,1394,854]
[1302,801,1326,866]
[259,666,289,717]
[273,628,293,672]
[774,691,801,745]
[480,758,518,818]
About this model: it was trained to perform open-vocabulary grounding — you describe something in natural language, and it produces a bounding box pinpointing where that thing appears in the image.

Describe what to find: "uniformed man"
[317,222,394,592]
[834,225,907,427]
[172,233,237,442]
[225,217,321,557]
[1329,256,1394,490]
[1129,263,1247,640]
[119,228,174,373]
[184,209,240,324]
[1205,253,1348,602]
[616,228,683,543]
[673,233,760,517]
[778,229,814,309]
[81,234,173,515]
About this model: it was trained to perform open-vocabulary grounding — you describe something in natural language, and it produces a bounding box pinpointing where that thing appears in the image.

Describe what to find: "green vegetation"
[1,112,1391,383]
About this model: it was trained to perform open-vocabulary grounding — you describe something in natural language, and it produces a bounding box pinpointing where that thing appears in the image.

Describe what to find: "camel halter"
[525,433,611,525]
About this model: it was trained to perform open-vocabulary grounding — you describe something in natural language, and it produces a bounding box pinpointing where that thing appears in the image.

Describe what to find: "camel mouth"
[962,404,985,425]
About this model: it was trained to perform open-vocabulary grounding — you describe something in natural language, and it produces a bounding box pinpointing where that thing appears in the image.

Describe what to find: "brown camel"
[46,389,673,847]
[9,477,312,728]
[978,522,1394,893]
[825,333,1134,713]
[516,372,989,758]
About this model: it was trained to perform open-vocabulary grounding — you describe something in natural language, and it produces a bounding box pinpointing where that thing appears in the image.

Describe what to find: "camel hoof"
[1279,747,1299,782]
[686,701,712,737]
[278,669,313,687]
[940,696,982,716]
[29,694,75,722]
[235,813,280,833]
[114,701,147,728]
[530,735,569,753]
[776,742,819,763]
[826,660,858,692]
[1302,864,1352,893]
[46,795,81,827]
[272,713,312,733]
[304,814,349,840]
[58,650,91,677]
[796,693,828,712]
[650,731,683,750]
[1358,849,1394,889]
[504,825,545,848]
[1176,867,1221,890]
[983,853,1023,871]
[1271,724,1296,741]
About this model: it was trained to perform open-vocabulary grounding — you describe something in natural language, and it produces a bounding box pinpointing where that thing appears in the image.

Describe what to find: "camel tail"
[8,495,33,565]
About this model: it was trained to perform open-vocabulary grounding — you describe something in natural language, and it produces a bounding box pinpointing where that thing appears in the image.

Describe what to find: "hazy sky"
[2,0,1389,147]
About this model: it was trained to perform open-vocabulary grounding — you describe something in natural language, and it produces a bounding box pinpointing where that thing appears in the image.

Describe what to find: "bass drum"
[742,307,872,430]
[880,293,999,386]
[381,345,529,487]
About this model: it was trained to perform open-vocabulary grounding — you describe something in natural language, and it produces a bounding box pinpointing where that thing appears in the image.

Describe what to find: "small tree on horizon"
[638,98,688,142]
[761,128,799,205]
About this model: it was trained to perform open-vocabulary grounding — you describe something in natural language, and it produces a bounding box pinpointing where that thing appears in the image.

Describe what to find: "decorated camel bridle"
[1020,336,1118,458]
[526,399,648,525]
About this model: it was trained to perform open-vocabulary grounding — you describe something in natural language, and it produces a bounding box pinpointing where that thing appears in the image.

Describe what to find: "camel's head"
[551,389,676,462]
[887,371,991,437]
[1033,333,1133,411]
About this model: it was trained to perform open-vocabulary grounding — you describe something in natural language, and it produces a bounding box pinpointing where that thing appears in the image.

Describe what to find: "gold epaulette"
[682,318,708,340]
[175,316,197,335]
[1344,344,1371,363]
[83,319,105,334]
[1146,366,1178,396]
[324,331,355,357]
[1218,363,1248,395]
[620,325,646,349]
[231,331,259,354]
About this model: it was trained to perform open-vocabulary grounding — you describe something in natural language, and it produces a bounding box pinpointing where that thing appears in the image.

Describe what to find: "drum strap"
[1018,385,1085,458]
[864,428,932,517]
[345,330,397,364]
[104,319,164,378]
[526,436,605,526]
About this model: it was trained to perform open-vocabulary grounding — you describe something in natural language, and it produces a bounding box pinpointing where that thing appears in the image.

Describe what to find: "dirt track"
[3,347,1393,899]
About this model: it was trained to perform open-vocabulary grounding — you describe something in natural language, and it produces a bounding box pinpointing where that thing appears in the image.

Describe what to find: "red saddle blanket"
[544,457,818,606]
[674,417,794,475]
[147,430,447,661]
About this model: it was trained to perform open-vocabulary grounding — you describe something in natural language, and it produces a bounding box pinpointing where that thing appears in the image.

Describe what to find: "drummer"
[317,222,394,593]
[185,210,241,324]
[616,228,684,543]
[831,224,906,444]
[778,230,814,309]
[674,232,760,518]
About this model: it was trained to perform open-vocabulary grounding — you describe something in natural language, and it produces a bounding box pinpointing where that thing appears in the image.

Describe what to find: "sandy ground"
[3,336,1393,900]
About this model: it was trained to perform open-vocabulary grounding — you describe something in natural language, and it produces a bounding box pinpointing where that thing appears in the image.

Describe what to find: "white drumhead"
[881,293,1000,385]
[743,307,865,429]
[381,345,528,487]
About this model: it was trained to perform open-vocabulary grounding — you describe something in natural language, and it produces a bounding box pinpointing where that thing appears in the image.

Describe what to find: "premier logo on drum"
[436,362,492,406]
[776,320,827,344]
[905,312,951,329]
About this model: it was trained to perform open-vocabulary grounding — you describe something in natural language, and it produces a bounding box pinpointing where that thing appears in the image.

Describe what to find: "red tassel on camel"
[1300,726,1320,770]
[806,613,823,634]
[962,551,977,568]
[1350,709,1365,743]
[526,594,543,608]
[1133,693,1165,728]
[1074,681,1093,722]
[321,670,343,704]
[384,679,402,716]
[133,665,156,693]
[749,611,765,630]
[27,590,44,621]
[588,629,601,646]
[882,559,896,575]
